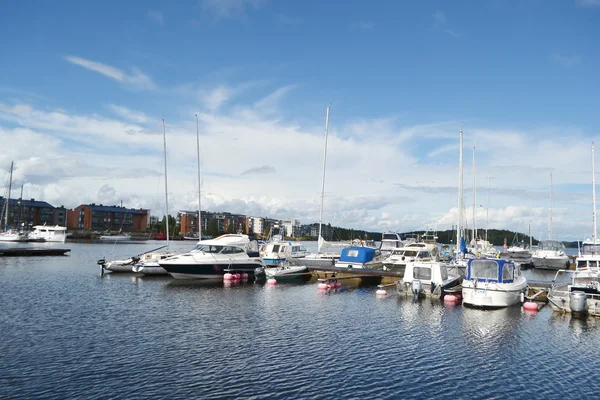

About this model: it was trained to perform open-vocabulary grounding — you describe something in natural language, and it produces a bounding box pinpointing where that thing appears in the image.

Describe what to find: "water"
[1,242,599,399]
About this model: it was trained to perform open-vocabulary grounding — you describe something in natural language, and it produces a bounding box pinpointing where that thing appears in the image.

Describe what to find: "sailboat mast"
[5,161,13,229]
[456,126,463,251]
[549,172,553,241]
[593,142,597,243]
[486,172,490,242]
[529,197,532,249]
[472,145,477,242]
[195,113,202,240]
[162,119,169,246]
[317,106,330,253]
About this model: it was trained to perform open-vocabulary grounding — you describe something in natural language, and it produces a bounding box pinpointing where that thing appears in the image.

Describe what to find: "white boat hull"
[531,255,570,270]
[462,279,527,308]
[132,262,169,275]
[104,259,136,272]
[264,265,309,279]
[0,232,28,242]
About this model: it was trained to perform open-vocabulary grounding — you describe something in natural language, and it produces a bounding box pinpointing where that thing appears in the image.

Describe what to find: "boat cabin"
[403,262,450,284]
[339,246,380,264]
[466,259,521,283]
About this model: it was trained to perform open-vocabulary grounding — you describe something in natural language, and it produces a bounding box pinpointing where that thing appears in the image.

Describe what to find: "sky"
[0,0,599,240]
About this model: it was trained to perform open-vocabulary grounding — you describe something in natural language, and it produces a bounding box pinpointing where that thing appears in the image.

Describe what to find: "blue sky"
[1,0,599,240]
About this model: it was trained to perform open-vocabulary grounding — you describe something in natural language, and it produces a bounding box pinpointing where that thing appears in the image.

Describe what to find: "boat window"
[502,264,514,282]
[347,250,359,257]
[440,266,448,281]
[582,243,600,255]
[192,244,224,253]
[272,245,280,253]
[279,246,286,253]
[222,246,244,254]
[470,260,499,281]
[414,266,432,280]
[403,250,419,257]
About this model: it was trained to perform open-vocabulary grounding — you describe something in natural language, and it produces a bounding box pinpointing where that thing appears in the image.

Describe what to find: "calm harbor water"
[1,241,598,399]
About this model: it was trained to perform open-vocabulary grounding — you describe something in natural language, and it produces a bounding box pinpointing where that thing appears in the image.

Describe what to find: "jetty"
[0,248,71,257]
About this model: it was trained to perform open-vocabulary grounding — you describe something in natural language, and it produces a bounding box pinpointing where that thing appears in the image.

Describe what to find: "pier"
[0,248,71,257]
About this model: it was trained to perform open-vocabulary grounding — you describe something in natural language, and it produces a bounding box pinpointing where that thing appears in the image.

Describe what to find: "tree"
[226,222,234,234]
[208,219,218,238]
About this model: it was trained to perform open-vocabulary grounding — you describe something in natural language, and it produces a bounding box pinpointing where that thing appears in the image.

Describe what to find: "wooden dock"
[0,248,71,257]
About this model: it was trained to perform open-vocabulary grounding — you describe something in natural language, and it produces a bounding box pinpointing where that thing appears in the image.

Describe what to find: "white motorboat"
[0,230,28,242]
[260,236,308,265]
[380,232,404,258]
[462,259,527,308]
[131,250,178,275]
[159,234,264,279]
[99,233,131,241]
[98,245,171,273]
[547,261,600,317]
[531,240,569,270]
[507,241,532,260]
[382,246,433,272]
[469,238,499,258]
[396,261,462,298]
[28,225,67,243]
[264,263,310,281]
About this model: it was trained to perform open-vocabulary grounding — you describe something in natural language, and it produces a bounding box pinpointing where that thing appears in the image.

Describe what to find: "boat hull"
[160,260,264,279]
[264,265,310,280]
[531,256,570,270]
[132,262,169,275]
[462,281,527,308]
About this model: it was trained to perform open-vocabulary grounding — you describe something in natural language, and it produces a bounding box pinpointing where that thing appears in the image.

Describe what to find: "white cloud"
[147,10,164,26]
[433,10,446,26]
[552,52,581,68]
[107,105,149,124]
[241,166,276,175]
[202,0,265,19]
[64,56,157,90]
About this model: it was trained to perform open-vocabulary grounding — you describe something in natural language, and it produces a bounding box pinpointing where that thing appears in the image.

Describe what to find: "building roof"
[0,197,54,208]
[81,204,148,215]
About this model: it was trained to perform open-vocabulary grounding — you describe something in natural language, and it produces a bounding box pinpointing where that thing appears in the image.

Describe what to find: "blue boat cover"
[466,259,515,283]
[339,246,375,263]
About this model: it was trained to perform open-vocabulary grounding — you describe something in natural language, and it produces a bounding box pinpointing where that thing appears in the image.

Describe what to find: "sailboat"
[98,119,174,273]
[287,107,340,268]
[531,172,569,270]
[132,119,180,275]
[547,142,600,316]
[0,162,28,242]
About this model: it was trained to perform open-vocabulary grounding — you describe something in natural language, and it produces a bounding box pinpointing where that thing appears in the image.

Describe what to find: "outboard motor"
[570,291,587,314]
[412,279,423,297]
[254,266,266,282]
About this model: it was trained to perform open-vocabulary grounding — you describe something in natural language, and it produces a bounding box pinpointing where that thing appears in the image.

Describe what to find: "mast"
[4,161,13,230]
[486,172,490,242]
[456,125,463,252]
[317,106,330,253]
[529,196,532,248]
[195,113,202,240]
[472,145,477,243]
[162,119,169,246]
[549,172,553,240]
[593,142,597,243]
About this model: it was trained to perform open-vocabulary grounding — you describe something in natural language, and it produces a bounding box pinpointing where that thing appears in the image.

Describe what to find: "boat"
[531,173,570,270]
[506,240,532,260]
[0,161,28,242]
[334,246,384,270]
[98,245,169,272]
[395,261,462,298]
[158,234,264,279]
[263,262,310,281]
[260,238,308,265]
[547,142,600,316]
[99,233,131,241]
[287,107,342,269]
[131,118,178,276]
[379,232,404,258]
[547,261,600,317]
[531,240,569,270]
[382,246,434,273]
[28,225,67,243]
[461,258,528,308]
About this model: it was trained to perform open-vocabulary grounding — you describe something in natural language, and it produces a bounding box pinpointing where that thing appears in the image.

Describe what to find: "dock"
[0,248,71,257]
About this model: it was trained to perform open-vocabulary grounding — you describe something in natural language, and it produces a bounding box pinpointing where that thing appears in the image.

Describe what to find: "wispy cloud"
[351,21,374,30]
[276,13,302,25]
[552,52,581,68]
[107,105,149,124]
[64,56,157,91]
[147,10,164,26]
[432,10,460,37]
[577,0,600,6]
[254,84,298,114]
[202,0,265,19]
[241,165,276,175]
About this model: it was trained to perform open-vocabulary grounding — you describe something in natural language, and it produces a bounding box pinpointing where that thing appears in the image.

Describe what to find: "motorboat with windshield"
[395,261,462,298]
[531,240,569,270]
[382,246,433,272]
[159,234,264,279]
[462,259,527,308]
[379,232,404,257]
